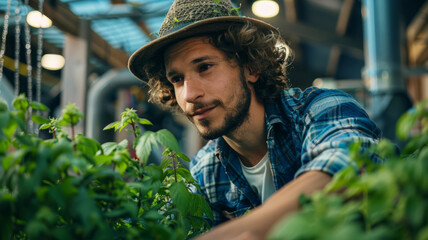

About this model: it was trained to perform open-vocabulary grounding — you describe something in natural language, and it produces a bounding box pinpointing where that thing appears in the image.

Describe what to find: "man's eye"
[171,76,184,83]
[199,64,212,72]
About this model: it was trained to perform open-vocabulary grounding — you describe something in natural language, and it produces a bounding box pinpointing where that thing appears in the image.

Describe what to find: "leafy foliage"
[268,101,428,240]
[0,96,212,240]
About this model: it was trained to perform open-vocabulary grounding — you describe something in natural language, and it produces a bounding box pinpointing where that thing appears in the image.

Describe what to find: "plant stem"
[171,153,177,182]
[71,124,75,141]
[71,124,76,151]
[130,120,138,140]
[130,120,142,163]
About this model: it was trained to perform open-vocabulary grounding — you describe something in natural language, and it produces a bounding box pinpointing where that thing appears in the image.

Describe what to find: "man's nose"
[183,78,204,103]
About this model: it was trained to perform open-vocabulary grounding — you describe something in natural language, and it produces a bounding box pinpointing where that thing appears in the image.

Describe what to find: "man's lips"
[190,106,216,120]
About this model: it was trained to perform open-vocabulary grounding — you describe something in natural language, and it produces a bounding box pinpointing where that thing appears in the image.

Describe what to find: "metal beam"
[28,0,128,68]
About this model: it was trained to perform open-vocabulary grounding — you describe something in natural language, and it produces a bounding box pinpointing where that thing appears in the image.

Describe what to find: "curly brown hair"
[142,21,293,109]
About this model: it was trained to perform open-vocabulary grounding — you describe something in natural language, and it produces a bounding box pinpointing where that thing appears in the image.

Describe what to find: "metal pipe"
[86,69,143,141]
[361,0,412,142]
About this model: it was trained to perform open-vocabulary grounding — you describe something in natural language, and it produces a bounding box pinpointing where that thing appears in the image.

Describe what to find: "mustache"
[184,100,222,116]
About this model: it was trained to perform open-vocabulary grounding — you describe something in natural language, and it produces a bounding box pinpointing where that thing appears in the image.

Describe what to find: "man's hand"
[194,171,332,240]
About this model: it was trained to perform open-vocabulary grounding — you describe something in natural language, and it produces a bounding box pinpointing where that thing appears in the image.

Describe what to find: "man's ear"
[245,69,260,83]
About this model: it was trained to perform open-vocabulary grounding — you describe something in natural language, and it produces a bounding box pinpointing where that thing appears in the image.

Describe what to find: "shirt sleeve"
[295,89,382,178]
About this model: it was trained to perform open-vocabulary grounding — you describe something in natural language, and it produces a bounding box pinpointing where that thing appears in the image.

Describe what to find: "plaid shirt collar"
[212,99,297,207]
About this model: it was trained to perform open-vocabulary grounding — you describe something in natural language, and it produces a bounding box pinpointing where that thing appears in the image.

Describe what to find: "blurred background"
[0,0,427,161]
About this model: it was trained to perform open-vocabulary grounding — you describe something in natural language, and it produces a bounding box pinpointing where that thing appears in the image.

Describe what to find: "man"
[128,0,381,239]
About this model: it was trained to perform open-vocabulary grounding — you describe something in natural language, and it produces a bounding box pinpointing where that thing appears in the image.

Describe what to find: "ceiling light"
[252,0,280,18]
[26,11,52,28]
[41,54,65,70]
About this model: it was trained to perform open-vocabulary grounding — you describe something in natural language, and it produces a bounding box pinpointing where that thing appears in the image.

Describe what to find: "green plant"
[268,101,428,240]
[0,95,212,240]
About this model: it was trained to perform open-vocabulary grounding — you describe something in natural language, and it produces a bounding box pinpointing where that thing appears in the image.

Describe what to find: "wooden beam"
[28,0,128,68]
[336,0,354,35]
[407,1,428,42]
[31,34,62,55]
[407,1,428,65]
[409,38,428,64]
[267,17,363,58]
[284,0,297,22]
[136,20,156,40]
[406,1,428,103]
[327,0,355,76]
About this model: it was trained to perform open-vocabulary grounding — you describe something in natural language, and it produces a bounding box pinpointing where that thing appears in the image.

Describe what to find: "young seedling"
[104,108,152,163]
[59,103,83,143]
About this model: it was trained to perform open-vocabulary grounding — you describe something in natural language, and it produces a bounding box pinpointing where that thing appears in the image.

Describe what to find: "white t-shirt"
[240,152,275,203]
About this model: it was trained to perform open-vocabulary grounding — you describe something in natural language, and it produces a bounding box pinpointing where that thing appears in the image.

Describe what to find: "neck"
[223,95,267,167]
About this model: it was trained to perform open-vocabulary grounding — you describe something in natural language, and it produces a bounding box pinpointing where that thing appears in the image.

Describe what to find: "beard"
[189,69,252,140]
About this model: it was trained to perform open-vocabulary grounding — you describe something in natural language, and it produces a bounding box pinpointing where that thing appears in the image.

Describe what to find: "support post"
[361,0,412,143]
[61,19,90,135]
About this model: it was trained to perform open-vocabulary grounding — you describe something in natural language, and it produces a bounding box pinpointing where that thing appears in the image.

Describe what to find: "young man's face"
[164,36,256,139]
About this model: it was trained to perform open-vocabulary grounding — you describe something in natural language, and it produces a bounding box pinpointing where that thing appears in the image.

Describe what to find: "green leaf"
[12,94,29,111]
[127,181,153,197]
[176,152,190,162]
[75,134,101,156]
[405,194,426,228]
[417,226,428,240]
[155,129,180,152]
[36,206,57,224]
[0,139,11,154]
[31,114,49,124]
[145,164,164,181]
[118,139,129,148]
[176,168,194,183]
[143,209,164,220]
[169,181,191,215]
[115,160,128,174]
[136,131,156,165]
[103,121,120,131]
[94,154,112,166]
[10,111,25,132]
[101,141,124,156]
[190,193,213,220]
[0,99,10,128]
[39,123,50,130]
[139,118,153,125]
[30,101,49,111]
[396,111,417,140]
[60,103,83,126]
[71,187,102,233]
[1,155,14,170]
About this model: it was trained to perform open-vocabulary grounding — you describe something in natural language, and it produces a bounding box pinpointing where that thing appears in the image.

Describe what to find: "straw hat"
[128,0,279,82]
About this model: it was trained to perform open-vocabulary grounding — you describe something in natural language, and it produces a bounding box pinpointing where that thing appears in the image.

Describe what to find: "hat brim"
[128,16,278,82]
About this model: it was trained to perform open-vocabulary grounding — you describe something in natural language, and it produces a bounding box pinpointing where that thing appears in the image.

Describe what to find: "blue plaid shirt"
[190,87,381,226]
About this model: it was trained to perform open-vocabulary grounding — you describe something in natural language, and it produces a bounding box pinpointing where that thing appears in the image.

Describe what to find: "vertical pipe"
[362,0,412,142]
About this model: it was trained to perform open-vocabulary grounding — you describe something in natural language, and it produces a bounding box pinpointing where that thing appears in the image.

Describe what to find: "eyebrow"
[191,56,219,64]
[166,55,220,78]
